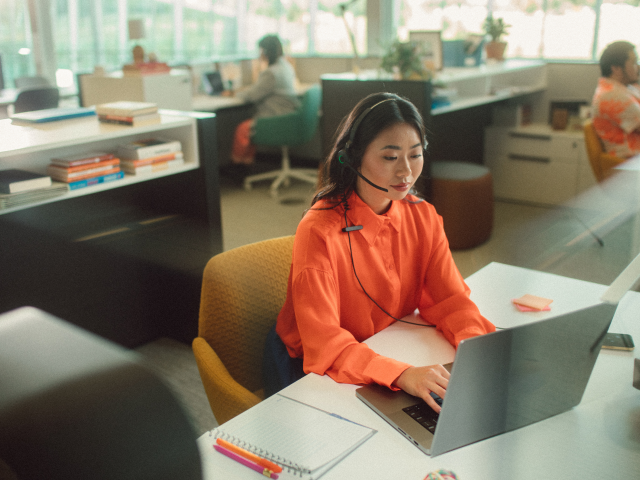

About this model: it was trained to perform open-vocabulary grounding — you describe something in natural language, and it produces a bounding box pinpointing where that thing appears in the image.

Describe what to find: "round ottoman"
[430,161,493,250]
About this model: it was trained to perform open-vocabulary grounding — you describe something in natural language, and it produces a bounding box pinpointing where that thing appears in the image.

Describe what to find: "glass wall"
[1,0,640,89]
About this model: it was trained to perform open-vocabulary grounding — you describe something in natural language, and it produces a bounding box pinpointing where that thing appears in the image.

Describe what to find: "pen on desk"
[216,438,283,473]
[214,444,279,479]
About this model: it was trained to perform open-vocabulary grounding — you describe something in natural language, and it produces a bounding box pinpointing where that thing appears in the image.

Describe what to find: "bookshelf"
[0,111,222,347]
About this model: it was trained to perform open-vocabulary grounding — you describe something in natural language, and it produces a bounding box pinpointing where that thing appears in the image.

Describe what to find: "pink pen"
[214,444,279,479]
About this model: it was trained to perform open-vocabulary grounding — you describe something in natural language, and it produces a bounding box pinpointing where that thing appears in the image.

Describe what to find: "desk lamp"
[0,307,202,480]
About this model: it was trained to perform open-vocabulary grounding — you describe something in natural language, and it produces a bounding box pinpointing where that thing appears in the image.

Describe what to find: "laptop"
[202,71,225,96]
[357,253,640,456]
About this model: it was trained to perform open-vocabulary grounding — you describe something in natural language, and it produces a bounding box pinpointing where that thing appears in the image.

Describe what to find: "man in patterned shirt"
[592,41,640,158]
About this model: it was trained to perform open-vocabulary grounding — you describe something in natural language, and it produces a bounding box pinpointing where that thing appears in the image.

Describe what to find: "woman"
[266,92,495,413]
[224,34,299,169]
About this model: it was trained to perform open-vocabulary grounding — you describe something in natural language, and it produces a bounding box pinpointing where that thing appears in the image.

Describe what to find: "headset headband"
[344,98,395,150]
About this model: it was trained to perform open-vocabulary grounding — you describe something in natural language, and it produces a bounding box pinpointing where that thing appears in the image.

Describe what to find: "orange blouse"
[276,192,495,389]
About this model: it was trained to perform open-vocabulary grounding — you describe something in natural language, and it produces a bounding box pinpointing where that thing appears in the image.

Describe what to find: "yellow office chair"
[192,235,295,425]
[583,120,626,182]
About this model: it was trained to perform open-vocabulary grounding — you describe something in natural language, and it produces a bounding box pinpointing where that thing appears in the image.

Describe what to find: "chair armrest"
[600,153,627,179]
[192,337,261,425]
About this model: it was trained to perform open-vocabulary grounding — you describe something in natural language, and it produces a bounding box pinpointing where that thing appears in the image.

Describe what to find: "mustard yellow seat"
[192,235,295,425]
[583,120,626,182]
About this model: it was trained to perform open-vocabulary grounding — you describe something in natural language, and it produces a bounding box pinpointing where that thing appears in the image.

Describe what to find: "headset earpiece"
[337,149,349,166]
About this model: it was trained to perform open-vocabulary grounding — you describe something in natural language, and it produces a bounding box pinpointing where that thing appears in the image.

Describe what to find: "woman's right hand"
[393,365,450,413]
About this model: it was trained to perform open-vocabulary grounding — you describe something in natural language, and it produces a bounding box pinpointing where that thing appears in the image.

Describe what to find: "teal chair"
[244,84,321,197]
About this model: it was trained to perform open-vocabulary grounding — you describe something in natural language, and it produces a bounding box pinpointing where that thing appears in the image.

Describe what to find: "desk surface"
[197,262,640,479]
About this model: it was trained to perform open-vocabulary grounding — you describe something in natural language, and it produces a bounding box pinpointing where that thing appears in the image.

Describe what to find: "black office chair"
[13,87,60,114]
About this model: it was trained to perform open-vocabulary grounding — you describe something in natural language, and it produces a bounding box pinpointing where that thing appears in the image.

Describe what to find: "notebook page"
[211,394,376,475]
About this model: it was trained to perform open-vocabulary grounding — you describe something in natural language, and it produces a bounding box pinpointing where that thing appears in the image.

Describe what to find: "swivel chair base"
[244,146,317,197]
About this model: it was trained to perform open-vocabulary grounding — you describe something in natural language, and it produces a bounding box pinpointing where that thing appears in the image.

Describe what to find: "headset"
[337,96,433,328]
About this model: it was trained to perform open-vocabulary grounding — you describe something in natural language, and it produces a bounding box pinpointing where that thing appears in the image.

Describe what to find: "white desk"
[197,262,640,479]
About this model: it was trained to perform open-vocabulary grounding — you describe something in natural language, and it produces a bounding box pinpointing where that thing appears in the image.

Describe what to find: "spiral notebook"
[207,394,376,479]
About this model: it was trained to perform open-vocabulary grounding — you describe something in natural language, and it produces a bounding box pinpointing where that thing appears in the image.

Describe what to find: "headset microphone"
[338,154,389,192]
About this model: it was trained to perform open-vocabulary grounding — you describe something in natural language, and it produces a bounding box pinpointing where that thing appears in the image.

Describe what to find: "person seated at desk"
[592,40,640,158]
[265,93,495,413]
[222,34,300,178]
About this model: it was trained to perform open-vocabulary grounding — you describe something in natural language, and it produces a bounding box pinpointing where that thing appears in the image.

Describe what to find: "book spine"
[120,152,183,168]
[120,140,181,159]
[123,158,184,175]
[50,154,116,167]
[68,171,125,190]
[48,159,120,174]
[52,167,121,182]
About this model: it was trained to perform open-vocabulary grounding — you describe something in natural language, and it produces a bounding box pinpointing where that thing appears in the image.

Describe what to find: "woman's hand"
[221,89,234,97]
[393,365,450,413]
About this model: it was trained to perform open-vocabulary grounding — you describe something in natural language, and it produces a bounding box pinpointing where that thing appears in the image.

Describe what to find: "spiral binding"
[209,429,313,478]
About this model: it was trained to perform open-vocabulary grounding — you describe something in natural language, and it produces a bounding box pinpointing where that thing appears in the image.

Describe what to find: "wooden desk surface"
[197,262,640,479]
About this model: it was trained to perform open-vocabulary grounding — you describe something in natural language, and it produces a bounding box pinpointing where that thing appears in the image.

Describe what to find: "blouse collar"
[344,191,403,246]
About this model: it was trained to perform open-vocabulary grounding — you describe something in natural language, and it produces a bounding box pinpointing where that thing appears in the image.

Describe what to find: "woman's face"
[356,122,424,214]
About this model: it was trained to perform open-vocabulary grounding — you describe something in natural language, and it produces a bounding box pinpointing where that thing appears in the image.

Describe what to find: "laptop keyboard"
[402,393,443,433]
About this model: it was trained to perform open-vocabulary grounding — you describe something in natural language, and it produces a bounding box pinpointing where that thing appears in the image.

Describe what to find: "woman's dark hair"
[311,92,428,208]
[600,41,636,77]
[258,35,283,66]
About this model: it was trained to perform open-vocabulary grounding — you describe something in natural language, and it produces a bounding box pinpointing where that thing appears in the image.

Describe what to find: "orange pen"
[216,438,283,473]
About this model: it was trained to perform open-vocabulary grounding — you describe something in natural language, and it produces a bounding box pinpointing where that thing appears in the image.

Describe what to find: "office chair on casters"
[244,84,322,197]
[192,235,295,425]
[13,87,60,114]
[583,120,626,182]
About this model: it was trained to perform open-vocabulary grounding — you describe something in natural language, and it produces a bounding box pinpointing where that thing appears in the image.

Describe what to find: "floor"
[136,164,640,438]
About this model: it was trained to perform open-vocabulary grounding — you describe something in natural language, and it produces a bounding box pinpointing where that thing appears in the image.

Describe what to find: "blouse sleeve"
[236,69,276,104]
[418,214,495,346]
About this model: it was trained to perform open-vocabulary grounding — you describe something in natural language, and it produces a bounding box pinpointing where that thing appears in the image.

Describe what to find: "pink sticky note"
[512,294,553,311]
[513,303,551,312]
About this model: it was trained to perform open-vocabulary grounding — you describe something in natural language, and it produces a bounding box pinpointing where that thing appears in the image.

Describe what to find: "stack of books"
[0,168,67,210]
[117,138,184,175]
[95,101,160,127]
[47,152,124,190]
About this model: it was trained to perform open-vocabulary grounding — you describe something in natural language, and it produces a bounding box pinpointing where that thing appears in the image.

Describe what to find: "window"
[3,0,640,92]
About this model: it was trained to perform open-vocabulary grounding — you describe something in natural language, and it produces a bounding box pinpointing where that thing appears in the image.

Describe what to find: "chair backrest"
[252,84,322,147]
[583,120,626,182]
[13,87,60,114]
[198,235,295,393]
[297,84,322,143]
[15,75,50,89]
[584,120,606,182]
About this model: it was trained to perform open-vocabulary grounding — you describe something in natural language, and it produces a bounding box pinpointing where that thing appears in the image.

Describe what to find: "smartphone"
[602,332,635,351]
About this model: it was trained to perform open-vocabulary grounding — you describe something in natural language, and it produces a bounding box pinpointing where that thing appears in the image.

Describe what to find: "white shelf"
[432,60,547,116]
[0,112,200,215]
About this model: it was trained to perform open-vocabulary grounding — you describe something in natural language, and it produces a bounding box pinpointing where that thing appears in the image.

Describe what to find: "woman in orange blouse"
[266,92,495,413]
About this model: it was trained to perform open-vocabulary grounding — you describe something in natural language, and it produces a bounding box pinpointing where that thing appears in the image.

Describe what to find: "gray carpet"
[135,337,218,437]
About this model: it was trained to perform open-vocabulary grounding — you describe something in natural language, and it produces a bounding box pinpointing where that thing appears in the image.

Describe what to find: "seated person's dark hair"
[600,40,636,77]
[258,35,284,66]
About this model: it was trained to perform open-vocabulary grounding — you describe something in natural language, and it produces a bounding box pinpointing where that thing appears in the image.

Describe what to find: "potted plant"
[483,15,510,61]
[381,40,433,81]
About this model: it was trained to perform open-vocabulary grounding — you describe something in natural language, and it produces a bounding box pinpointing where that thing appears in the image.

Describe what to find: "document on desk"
[207,394,376,479]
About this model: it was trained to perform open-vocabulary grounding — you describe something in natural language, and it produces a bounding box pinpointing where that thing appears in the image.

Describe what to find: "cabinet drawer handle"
[508,153,550,163]
[508,132,551,141]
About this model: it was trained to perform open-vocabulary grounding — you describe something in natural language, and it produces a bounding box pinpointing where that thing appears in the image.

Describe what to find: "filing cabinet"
[484,124,596,205]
